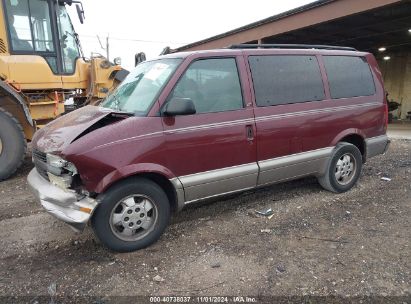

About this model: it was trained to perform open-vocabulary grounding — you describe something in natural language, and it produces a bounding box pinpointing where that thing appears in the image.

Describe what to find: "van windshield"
[101,58,182,115]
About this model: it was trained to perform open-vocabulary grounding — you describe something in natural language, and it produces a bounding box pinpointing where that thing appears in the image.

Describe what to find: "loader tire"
[0,108,27,181]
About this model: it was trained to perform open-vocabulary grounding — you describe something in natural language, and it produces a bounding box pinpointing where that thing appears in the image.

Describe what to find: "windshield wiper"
[106,92,134,115]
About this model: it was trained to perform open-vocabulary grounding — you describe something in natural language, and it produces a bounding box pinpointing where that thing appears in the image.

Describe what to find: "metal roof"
[174,0,336,52]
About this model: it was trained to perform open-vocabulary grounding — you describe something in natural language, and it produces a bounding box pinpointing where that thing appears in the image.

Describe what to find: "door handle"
[246,125,254,141]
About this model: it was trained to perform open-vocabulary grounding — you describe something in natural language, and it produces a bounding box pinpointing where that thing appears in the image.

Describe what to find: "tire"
[318,142,362,193]
[91,177,171,252]
[0,108,27,181]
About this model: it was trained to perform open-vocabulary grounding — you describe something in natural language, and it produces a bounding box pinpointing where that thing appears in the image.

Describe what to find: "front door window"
[168,58,244,114]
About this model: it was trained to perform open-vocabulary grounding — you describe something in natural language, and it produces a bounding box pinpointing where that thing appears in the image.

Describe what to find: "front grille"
[32,149,49,181]
[33,149,46,162]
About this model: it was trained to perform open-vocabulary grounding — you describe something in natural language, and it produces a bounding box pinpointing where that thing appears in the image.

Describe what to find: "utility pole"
[106,34,109,61]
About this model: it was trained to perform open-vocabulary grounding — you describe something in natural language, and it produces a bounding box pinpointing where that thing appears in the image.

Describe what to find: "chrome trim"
[97,103,381,148]
[28,169,98,232]
[366,135,389,159]
[100,119,255,148]
[97,131,164,149]
[164,118,254,135]
[256,102,380,123]
[257,147,333,186]
[164,103,380,134]
[179,163,258,202]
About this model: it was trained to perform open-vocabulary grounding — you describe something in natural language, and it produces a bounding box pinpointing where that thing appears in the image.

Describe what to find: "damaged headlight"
[46,153,78,190]
[48,173,73,190]
[46,153,67,168]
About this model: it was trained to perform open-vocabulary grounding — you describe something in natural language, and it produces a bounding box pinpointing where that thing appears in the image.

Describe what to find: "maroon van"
[28,45,390,252]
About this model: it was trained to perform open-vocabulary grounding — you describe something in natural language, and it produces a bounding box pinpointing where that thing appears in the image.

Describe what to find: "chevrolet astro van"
[28,45,390,252]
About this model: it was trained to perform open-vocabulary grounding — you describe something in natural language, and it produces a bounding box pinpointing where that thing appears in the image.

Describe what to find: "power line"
[78,34,188,45]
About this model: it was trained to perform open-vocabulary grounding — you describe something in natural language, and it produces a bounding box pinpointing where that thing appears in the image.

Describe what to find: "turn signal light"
[79,207,92,214]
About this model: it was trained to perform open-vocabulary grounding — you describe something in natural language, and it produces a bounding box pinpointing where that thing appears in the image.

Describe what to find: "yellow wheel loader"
[0,0,127,180]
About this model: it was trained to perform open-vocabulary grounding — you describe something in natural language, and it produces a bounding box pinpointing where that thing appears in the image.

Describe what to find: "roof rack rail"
[228,44,356,51]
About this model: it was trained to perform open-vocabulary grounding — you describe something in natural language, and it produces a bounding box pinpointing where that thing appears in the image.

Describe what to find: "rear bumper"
[27,168,98,232]
[366,135,390,159]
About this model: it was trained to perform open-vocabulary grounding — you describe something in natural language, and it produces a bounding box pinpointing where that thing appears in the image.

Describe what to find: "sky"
[67,0,316,70]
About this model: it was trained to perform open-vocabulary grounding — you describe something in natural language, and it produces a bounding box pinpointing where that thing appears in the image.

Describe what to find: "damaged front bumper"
[28,168,98,232]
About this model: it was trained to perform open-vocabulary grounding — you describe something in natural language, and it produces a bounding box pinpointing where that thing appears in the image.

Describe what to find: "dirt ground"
[0,140,410,303]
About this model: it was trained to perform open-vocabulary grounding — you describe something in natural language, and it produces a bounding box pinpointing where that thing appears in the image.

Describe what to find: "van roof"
[159,45,370,60]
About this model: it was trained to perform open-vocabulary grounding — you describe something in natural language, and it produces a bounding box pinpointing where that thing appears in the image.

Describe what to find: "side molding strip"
[258,147,333,186]
[179,163,259,202]
[170,148,335,207]
[179,162,258,187]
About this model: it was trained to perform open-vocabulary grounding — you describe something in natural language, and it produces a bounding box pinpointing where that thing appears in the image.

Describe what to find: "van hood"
[32,105,131,153]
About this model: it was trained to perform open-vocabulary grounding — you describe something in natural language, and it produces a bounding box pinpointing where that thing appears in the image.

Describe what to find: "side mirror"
[163,98,196,116]
[135,52,146,66]
[160,46,171,56]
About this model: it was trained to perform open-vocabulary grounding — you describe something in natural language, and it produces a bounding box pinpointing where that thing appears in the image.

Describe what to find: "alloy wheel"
[334,153,356,185]
[109,194,158,242]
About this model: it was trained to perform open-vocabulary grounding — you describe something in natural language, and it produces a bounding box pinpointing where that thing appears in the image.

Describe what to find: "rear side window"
[249,55,325,106]
[323,56,375,99]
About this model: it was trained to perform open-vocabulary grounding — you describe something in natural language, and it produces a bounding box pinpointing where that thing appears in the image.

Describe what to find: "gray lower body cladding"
[175,135,389,206]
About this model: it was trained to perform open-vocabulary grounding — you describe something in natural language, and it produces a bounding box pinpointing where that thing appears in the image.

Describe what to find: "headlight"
[46,154,78,190]
[46,153,67,168]
[48,172,73,190]
[114,57,121,65]
[46,153,78,175]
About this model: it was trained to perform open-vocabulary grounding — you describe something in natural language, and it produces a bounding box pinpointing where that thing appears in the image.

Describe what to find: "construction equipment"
[0,0,127,180]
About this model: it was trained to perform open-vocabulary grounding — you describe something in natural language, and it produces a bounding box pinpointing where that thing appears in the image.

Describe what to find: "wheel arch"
[0,82,35,140]
[95,164,184,213]
[331,129,366,162]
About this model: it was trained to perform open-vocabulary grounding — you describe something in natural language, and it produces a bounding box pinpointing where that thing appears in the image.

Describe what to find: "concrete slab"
[387,121,411,140]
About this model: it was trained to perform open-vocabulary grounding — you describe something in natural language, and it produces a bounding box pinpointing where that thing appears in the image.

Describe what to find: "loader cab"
[2,0,81,75]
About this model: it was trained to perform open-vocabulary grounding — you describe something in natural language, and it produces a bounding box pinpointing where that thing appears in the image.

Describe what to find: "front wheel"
[318,142,362,193]
[91,177,170,252]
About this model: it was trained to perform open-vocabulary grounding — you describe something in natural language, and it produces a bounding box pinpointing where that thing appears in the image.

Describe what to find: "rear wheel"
[0,108,26,181]
[91,177,170,252]
[318,142,362,193]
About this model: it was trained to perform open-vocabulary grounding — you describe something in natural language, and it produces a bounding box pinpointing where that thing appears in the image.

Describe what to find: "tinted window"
[323,56,375,99]
[169,58,243,114]
[249,55,325,106]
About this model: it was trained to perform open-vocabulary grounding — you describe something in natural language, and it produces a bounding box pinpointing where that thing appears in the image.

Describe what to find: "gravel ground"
[0,140,410,303]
